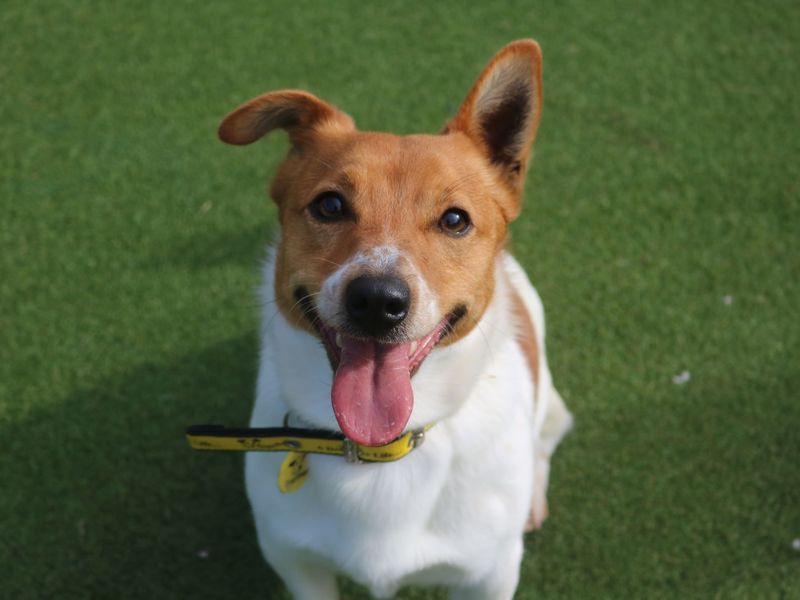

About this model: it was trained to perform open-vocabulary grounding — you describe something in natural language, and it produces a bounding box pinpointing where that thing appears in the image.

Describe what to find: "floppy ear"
[444,40,543,209]
[218,89,354,147]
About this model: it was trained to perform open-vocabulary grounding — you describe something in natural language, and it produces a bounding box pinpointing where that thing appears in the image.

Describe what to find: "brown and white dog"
[218,39,573,600]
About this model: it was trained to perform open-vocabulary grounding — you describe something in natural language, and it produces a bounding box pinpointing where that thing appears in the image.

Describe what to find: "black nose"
[345,275,410,337]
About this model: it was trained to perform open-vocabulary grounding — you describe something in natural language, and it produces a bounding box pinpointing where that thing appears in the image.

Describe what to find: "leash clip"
[410,428,426,449]
[342,439,362,464]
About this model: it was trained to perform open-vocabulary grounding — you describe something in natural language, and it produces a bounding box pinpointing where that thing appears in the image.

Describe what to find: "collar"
[185,422,431,464]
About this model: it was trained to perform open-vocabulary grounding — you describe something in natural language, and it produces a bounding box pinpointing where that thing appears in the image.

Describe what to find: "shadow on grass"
[1,333,293,598]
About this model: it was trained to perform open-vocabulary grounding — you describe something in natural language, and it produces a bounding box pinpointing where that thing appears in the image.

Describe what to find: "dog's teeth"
[409,340,419,356]
[335,332,343,348]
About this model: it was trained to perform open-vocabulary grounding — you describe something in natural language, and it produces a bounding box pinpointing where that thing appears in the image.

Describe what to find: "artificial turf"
[2,1,799,598]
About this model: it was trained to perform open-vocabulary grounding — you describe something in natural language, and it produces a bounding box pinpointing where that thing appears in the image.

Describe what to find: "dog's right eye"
[309,192,349,222]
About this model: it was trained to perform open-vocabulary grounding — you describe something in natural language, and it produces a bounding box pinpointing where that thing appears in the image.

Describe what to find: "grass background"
[2,1,799,598]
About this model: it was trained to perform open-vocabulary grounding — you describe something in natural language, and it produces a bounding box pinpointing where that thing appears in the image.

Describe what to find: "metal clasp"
[409,428,426,449]
[342,439,362,464]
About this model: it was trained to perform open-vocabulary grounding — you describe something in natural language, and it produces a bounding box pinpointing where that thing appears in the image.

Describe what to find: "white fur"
[247,248,571,599]
[317,244,440,339]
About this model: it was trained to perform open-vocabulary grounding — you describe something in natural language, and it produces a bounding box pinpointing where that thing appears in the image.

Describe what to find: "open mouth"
[295,288,465,446]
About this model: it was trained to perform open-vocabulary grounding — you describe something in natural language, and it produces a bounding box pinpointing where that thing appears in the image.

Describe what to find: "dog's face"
[220,41,542,446]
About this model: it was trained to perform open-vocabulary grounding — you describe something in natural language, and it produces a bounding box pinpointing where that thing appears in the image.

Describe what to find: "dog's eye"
[309,192,349,222]
[439,208,471,236]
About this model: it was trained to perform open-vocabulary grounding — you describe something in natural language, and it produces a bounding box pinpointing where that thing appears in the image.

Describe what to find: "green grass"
[2,1,799,598]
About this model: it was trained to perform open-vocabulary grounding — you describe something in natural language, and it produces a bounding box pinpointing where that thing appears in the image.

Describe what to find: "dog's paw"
[524,498,549,532]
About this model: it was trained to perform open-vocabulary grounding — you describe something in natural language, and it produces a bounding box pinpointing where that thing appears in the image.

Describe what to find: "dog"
[217,39,573,600]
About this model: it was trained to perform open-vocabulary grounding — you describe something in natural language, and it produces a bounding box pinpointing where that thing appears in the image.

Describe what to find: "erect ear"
[443,40,543,207]
[218,89,355,147]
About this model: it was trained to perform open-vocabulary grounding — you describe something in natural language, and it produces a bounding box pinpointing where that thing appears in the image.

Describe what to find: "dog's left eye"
[439,208,472,236]
[309,192,349,222]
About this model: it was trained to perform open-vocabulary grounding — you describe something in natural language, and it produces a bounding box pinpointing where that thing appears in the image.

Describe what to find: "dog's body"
[220,40,572,599]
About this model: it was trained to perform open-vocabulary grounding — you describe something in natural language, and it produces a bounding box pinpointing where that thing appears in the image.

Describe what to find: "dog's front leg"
[528,387,574,531]
[262,548,339,600]
[448,537,523,600]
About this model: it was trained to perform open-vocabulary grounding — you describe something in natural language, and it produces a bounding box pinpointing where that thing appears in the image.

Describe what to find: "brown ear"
[444,40,543,207]
[218,89,354,146]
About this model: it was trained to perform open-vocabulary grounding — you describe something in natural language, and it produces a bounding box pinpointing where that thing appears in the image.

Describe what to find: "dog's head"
[219,40,542,446]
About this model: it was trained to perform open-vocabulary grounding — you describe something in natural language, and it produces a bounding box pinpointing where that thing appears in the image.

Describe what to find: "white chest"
[246,330,534,596]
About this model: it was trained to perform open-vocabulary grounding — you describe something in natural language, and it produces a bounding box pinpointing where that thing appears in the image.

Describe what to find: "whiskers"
[451,307,496,362]
[307,154,337,171]
[290,288,324,325]
[262,288,324,332]
[441,172,482,205]
[310,256,345,270]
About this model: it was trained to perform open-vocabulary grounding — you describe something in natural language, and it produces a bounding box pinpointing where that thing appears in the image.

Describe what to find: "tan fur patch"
[271,130,511,345]
[509,283,540,388]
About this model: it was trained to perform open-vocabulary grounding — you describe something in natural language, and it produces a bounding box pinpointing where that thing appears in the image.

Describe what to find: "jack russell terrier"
[196,39,573,600]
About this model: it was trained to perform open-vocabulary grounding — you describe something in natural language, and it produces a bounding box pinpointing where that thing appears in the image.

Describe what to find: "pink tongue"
[331,337,413,446]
